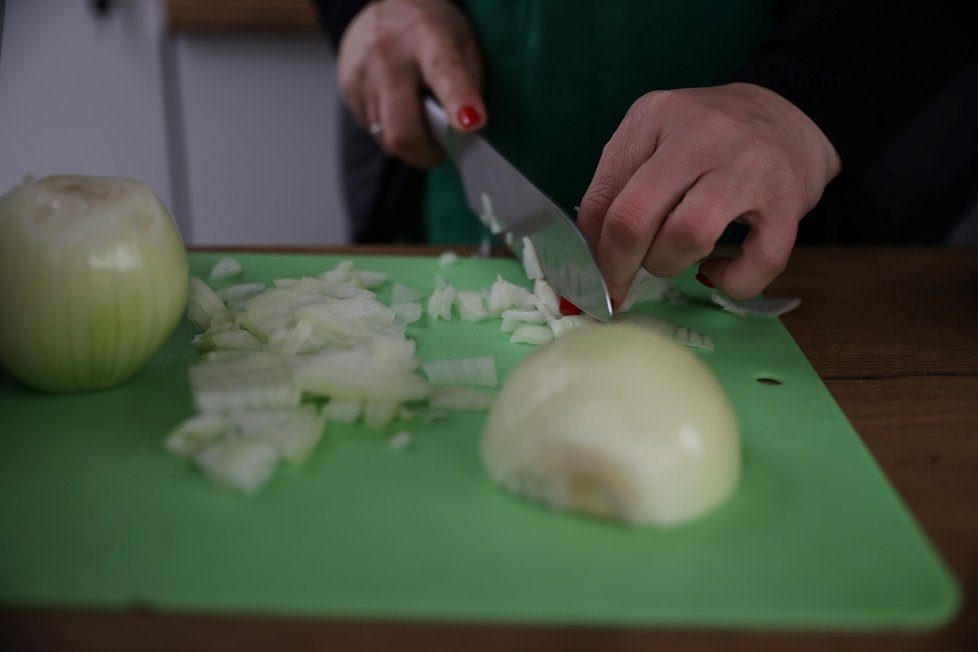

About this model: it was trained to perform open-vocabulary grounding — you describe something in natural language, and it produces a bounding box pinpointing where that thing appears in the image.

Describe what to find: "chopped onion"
[195,438,279,495]
[710,290,801,318]
[0,175,190,392]
[532,279,560,317]
[422,356,497,387]
[429,385,495,411]
[438,251,459,267]
[621,268,681,310]
[323,398,363,424]
[509,323,554,345]
[520,236,543,280]
[165,414,232,458]
[427,286,457,321]
[364,399,400,429]
[232,405,325,464]
[189,352,301,413]
[621,315,715,352]
[209,256,243,281]
[487,276,536,314]
[388,431,412,450]
[549,315,593,338]
[391,283,422,305]
[452,290,487,322]
[216,282,266,305]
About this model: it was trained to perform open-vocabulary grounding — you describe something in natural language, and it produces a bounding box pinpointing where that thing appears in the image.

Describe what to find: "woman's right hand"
[338,0,486,168]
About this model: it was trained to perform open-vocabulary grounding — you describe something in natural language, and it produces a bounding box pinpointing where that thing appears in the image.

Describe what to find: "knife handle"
[423,96,456,160]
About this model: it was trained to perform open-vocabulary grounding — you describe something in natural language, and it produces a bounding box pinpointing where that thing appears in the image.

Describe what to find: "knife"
[423,98,612,322]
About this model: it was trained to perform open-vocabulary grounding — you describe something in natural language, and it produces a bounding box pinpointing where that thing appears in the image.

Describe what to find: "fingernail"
[695,272,715,289]
[457,105,482,129]
[559,296,583,316]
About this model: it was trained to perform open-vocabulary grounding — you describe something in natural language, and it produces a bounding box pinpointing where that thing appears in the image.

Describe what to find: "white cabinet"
[0,0,173,222]
[0,0,349,246]
[173,34,348,245]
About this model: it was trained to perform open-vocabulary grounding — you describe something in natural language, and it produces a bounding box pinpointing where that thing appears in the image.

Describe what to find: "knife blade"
[423,98,612,322]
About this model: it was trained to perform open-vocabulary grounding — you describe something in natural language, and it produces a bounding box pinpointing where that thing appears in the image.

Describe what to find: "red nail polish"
[696,272,715,288]
[559,296,582,316]
[457,105,482,129]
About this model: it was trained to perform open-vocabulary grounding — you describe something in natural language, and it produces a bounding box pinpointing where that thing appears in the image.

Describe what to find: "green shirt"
[424,0,780,244]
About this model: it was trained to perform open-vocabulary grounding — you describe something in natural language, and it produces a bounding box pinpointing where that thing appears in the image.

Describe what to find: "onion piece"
[422,356,497,387]
[438,251,459,267]
[532,279,560,317]
[216,282,266,305]
[391,283,422,305]
[364,400,400,429]
[165,414,232,458]
[621,268,681,310]
[189,352,300,413]
[388,431,412,450]
[209,256,243,281]
[509,323,554,345]
[549,315,593,338]
[427,286,457,321]
[293,347,430,402]
[195,438,279,495]
[710,290,801,318]
[188,277,228,332]
[455,290,489,322]
[392,302,423,324]
[232,405,326,464]
[487,276,536,314]
[429,385,495,411]
[520,236,543,280]
[323,397,363,424]
[621,315,715,352]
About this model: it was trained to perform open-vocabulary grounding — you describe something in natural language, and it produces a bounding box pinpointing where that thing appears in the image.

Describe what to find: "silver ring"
[368,122,383,135]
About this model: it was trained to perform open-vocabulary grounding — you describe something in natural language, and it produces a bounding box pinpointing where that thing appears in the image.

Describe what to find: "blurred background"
[1,0,976,247]
[0,0,350,246]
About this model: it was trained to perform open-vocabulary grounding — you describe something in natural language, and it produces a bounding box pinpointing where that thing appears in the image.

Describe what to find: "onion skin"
[0,175,189,393]
[482,322,740,527]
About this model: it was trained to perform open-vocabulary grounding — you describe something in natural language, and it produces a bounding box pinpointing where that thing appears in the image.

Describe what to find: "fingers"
[417,33,486,132]
[375,68,444,167]
[697,216,797,300]
[577,99,662,249]
[641,171,747,278]
[592,150,701,305]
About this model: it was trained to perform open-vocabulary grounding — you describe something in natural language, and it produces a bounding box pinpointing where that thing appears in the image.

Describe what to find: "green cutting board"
[0,252,960,629]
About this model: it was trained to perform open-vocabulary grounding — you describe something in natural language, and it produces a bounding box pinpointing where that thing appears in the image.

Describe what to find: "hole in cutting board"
[755,373,783,386]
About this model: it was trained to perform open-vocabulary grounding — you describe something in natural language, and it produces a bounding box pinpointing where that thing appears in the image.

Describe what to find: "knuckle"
[666,213,718,253]
[604,199,650,246]
[366,31,399,62]
[425,44,463,80]
[752,247,789,276]
[579,180,618,218]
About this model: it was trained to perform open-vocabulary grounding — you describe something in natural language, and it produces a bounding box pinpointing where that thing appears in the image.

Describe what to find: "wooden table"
[2,246,976,651]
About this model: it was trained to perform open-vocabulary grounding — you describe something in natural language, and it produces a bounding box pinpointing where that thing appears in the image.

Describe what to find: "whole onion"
[0,175,189,392]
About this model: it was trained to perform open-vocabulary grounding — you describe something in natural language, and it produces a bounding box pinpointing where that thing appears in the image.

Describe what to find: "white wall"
[0,0,349,246]
[0,0,172,209]
[173,35,348,245]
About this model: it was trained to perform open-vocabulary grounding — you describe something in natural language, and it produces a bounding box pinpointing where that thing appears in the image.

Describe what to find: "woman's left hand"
[577,82,841,305]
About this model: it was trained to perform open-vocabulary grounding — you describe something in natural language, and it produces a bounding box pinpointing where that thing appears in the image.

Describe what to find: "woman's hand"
[338,0,486,168]
[577,83,841,304]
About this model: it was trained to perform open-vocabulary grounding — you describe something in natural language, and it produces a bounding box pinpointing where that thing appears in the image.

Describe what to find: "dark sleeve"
[309,0,370,50]
[733,0,978,184]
